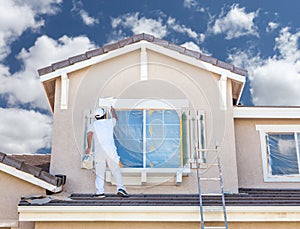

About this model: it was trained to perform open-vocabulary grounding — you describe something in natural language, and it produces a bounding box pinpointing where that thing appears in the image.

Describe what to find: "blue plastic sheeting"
[266,133,299,176]
[114,109,181,168]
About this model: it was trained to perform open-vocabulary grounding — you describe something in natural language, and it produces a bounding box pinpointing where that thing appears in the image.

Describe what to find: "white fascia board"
[18,205,300,222]
[0,163,62,193]
[256,124,300,132]
[234,107,300,119]
[235,79,245,105]
[40,40,245,84]
[40,42,143,82]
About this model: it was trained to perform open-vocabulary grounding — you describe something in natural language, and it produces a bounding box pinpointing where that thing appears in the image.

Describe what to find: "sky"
[0,0,300,154]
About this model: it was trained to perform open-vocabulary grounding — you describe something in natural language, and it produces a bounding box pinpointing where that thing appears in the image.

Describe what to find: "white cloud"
[181,42,201,52]
[0,0,62,60]
[183,0,205,12]
[16,0,62,15]
[183,0,197,8]
[167,17,205,43]
[111,12,168,38]
[274,27,300,62]
[71,0,99,26]
[0,35,97,109]
[111,13,205,44]
[181,41,211,55]
[0,108,52,154]
[0,33,96,154]
[79,9,99,26]
[229,27,300,106]
[266,22,279,32]
[210,4,259,39]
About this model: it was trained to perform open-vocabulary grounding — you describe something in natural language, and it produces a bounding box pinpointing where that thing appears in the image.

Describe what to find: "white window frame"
[84,99,200,185]
[256,125,300,182]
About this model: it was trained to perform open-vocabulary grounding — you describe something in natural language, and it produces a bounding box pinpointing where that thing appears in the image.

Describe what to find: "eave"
[0,162,62,193]
[18,205,300,222]
[39,34,246,112]
[234,106,300,119]
[0,153,63,193]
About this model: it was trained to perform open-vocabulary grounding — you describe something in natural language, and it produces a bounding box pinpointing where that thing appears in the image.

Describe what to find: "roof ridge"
[0,152,65,190]
[38,33,247,77]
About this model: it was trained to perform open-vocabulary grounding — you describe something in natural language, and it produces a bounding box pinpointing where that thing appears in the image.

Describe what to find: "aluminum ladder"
[194,148,228,229]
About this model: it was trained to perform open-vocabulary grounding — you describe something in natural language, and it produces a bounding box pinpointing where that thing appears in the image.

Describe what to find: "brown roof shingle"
[19,188,300,207]
[0,152,63,187]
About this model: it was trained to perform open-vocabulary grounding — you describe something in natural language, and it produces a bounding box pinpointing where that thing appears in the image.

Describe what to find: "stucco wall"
[235,118,300,189]
[0,171,44,229]
[50,48,239,194]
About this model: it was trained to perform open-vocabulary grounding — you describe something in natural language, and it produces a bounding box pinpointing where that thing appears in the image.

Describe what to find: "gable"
[38,33,246,112]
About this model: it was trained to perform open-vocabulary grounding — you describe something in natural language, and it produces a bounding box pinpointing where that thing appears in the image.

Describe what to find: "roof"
[38,33,247,77]
[0,152,64,193]
[18,188,300,222]
[11,154,50,172]
[19,188,300,207]
[38,33,247,112]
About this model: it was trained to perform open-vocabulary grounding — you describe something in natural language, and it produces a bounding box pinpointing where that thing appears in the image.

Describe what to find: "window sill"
[105,167,190,186]
[264,175,300,183]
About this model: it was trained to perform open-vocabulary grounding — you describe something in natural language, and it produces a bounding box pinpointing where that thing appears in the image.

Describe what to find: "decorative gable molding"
[140,43,148,80]
[219,74,227,110]
[60,73,69,109]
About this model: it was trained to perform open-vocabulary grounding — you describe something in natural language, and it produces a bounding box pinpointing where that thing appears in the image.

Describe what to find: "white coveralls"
[87,118,126,194]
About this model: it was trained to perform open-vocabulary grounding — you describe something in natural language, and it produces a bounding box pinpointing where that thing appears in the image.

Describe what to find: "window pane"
[114,109,181,168]
[114,110,143,168]
[146,140,181,168]
[267,133,299,175]
[146,110,181,168]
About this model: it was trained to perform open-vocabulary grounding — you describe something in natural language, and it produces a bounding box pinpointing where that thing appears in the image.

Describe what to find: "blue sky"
[0,0,300,154]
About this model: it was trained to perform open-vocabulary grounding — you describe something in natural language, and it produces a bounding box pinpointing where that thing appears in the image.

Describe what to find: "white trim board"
[0,163,62,193]
[234,107,300,119]
[0,220,18,227]
[18,205,300,222]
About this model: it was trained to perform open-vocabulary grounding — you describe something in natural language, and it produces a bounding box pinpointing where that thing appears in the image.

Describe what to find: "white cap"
[94,108,106,118]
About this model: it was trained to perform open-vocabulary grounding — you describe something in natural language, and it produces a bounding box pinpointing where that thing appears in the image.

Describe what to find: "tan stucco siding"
[0,171,44,228]
[50,49,239,194]
[235,118,300,189]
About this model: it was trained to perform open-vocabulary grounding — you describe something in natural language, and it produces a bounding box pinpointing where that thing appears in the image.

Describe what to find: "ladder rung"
[204,193,223,196]
[204,227,226,229]
[204,226,226,229]
[205,163,219,166]
[200,177,220,181]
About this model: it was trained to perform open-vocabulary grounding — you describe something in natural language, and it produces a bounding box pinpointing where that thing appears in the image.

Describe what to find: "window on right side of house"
[257,125,300,181]
[266,132,300,176]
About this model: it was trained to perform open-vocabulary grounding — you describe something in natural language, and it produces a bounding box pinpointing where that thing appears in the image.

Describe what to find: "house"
[1,33,300,228]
